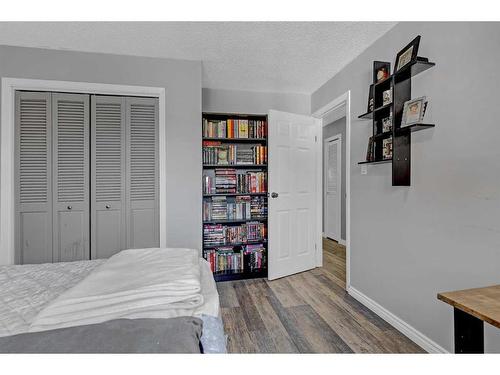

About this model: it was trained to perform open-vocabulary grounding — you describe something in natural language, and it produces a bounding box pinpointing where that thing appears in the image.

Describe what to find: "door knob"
[105,205,111,209]
[67,206,72,210]
[271,192,279,198]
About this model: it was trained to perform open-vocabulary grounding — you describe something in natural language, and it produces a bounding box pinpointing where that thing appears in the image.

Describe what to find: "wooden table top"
[438,285,500,329]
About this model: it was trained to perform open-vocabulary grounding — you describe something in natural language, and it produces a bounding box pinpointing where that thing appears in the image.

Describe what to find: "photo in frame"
[382,88,392,106]
[383,137,393,160]
[395,35,421,72]
[382,115,392,133]
[401,96,427,127]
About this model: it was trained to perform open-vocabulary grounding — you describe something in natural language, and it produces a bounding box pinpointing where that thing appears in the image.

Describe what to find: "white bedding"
[0,251,220,338]
[0,259,105,337]
[30,248,217,332]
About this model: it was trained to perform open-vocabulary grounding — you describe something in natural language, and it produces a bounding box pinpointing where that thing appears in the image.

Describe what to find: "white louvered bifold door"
[126,97,159,249]
[91,96,126,259]
[15,91,53,264]
[52,93,90,262]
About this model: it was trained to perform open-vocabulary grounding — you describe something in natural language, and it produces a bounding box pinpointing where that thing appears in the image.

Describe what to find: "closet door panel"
[126,97,159,249]
[52,93,90,262]
[91,96,126,259]
[15,91,53,264]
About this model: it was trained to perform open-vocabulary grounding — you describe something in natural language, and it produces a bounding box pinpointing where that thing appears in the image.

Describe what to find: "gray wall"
[323,117,346,241]
[312,22,500,353]
[0,45,203,254]
[203,88,310,115]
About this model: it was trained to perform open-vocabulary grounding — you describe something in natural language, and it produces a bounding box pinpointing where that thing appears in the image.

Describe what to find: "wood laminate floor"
[216,238,425,353]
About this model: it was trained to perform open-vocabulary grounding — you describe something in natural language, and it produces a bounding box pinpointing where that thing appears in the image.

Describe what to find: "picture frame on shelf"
[382,88,392,106]
[382,115,392,133]
[367,84,374,112]
[401,96,428,127]
[366,136,375,162]
[382,138,393,160]
[373,61,391,83]
[395,35,421,73]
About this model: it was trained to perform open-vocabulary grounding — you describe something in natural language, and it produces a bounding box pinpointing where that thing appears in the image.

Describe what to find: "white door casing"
[268,109,320,280]
[324,135,341,241]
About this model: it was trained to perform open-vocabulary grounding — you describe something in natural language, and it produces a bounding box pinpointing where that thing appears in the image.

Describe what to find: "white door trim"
[323,133,342,242]
[312,90,351,290]
[1,77,167,265]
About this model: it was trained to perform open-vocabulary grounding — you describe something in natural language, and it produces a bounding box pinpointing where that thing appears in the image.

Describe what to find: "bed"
[0,249,226,353]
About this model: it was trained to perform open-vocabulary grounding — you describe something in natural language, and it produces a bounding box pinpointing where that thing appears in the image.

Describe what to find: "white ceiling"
[0,22,395,94]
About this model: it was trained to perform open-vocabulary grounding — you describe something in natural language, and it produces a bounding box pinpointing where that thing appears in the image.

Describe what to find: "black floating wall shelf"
[358,52,435,186]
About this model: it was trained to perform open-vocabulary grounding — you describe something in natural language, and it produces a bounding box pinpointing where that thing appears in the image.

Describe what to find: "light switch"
[361,165,367,175]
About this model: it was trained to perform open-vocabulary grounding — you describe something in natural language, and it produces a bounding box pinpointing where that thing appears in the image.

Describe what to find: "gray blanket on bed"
[0,317,203,353]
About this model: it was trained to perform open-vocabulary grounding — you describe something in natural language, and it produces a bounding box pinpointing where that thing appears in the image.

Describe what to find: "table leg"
[454,307,484,353]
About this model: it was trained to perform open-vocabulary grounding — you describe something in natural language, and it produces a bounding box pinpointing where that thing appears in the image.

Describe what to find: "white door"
[324,136,341,240]
[268,110,320,280]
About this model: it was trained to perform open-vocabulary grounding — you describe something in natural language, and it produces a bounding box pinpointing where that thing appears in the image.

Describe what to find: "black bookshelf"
[202,112,268,282]
[357,49,436,186]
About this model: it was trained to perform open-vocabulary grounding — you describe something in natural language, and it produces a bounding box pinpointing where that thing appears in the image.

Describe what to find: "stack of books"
[246,221,266,241]
[203,223,267,246]
[225,225,248,244]
[210,196,227,220]
[238,171,266,193]
[204,248,244,273]
[236,148,255,164]
[250,196,267,219]
[203,120,228,138]
[215,169,237,193]
[203,224,225,246]
[202,142,227,165]
[229,196,252,220]
[244,244,266,271]
[252,145,267,165]
[202,174,214,194]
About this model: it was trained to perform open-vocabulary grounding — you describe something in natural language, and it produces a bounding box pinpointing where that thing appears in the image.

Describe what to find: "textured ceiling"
[0,22,395,93]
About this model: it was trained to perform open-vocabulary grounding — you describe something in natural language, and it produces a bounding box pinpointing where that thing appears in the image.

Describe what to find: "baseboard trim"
[347,286,448,353]
[338,239,346,246]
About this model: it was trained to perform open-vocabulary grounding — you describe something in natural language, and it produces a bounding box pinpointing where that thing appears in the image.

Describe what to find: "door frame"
[313,90,351,290]
[323,133,342,242]
[1,77,166,265]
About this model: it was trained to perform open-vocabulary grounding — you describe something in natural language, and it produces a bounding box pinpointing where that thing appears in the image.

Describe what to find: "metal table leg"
[454,307,484,353]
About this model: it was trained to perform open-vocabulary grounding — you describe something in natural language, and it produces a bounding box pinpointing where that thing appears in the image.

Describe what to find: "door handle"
[67,206,72,210]
[271,192,279,198]
[105,205,111,209]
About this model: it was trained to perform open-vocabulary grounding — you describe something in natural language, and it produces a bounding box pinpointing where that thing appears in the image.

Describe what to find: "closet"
[15,91,159,264]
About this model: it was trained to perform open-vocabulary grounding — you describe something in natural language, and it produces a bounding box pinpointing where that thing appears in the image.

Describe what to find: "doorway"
[313,90,350,291]
[322,117,346,287]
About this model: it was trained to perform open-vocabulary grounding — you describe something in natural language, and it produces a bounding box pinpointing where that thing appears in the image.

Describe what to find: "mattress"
[0,257,226,353]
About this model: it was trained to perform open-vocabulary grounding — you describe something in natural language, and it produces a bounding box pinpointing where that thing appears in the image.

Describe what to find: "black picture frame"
[394,35,421,73]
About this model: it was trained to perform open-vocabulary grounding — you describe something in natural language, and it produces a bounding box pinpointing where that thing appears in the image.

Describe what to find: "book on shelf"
[203,244,266,273]
[203,195,267,221]
[204,248,244,273]
[244,244,266,272]
[203,118,267,139]
[203,222,266,246]
[203,169,267,195]
[203,142,267,165]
